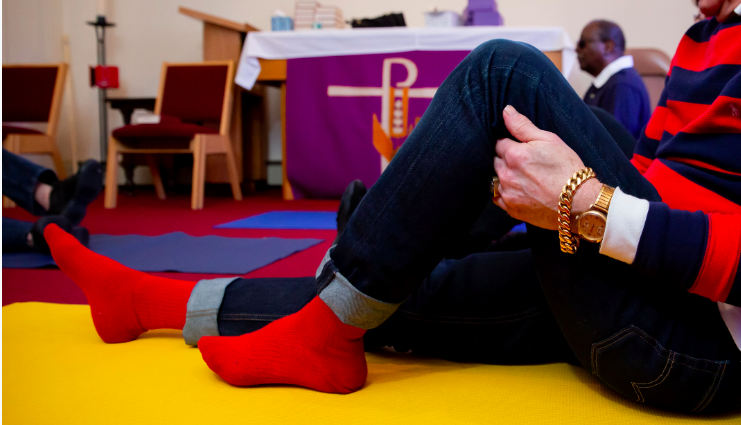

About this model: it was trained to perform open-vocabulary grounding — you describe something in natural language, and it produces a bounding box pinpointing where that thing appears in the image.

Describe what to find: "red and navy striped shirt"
[630,17,741,306]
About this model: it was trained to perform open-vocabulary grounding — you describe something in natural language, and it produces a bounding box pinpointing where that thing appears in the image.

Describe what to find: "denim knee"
[468,39,545,68]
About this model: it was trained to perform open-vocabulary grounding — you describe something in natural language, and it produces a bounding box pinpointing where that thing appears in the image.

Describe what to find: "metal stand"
[87,15,115,163]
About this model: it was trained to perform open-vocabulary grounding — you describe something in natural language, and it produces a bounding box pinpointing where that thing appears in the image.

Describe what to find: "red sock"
[199,297,367,394]
[45,224,196,343]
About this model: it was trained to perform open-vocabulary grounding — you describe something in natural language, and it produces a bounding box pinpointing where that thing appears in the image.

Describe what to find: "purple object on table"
[463,0,504,26]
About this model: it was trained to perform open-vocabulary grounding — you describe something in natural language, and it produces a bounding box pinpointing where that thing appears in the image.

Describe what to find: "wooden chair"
[104,61,242,210]
[3,63,68,208]
[626,48,671,112]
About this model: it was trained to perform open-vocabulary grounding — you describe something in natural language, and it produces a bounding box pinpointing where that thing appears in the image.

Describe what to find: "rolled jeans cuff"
[315,247,402,330]
[182,277,240,346]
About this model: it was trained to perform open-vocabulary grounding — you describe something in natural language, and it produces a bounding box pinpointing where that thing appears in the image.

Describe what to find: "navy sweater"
[584,67,652,140]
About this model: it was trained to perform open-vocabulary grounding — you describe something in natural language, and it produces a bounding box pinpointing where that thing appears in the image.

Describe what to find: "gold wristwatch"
[574,185,615,243]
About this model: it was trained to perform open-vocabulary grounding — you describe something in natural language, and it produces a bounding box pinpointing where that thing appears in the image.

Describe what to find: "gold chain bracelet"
[558,167,596,254]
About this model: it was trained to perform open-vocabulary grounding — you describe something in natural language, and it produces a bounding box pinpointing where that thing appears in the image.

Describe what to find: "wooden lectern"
[179,6,267,189]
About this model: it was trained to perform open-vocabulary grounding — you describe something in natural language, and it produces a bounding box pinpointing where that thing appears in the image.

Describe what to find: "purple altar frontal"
[286,50,469,199]
[236,27,575,199]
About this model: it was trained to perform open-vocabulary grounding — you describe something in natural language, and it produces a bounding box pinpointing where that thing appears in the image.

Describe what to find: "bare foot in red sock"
[45,224,195,343]
[199,297,367,394]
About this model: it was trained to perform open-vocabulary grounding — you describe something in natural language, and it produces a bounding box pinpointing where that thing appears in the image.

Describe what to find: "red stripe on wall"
[670,27,741,74]
[664,100,711,136]
[631,154,653,174]
[689,213,741,302]
[643,160,741,214]
[679,96,741,134]
[645,106,669,140]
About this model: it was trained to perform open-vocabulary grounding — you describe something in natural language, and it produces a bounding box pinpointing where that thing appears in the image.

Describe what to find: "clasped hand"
[492,105,601,231]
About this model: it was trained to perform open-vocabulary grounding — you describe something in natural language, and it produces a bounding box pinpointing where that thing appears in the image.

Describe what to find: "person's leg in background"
[2,149,103,252]
[2,214,92,253]
[3,148,58,215]
[3,217,34,252]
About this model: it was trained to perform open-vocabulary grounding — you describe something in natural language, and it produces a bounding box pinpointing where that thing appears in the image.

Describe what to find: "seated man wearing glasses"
[577,20,651,140]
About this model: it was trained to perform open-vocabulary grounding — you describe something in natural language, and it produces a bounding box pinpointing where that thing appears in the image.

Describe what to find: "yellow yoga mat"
[3,302,740,424]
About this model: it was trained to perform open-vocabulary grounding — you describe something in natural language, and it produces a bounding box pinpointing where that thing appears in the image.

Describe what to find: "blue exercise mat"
[2,232,324,274]
[215,211,337,230]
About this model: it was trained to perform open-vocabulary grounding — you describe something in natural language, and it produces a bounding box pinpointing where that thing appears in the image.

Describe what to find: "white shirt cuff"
[599,187,650,264]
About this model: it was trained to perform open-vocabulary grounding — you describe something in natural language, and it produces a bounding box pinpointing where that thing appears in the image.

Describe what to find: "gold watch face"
[577,210,607,243]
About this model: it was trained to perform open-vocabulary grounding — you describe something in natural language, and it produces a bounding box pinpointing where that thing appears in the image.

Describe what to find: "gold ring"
[490,176,501,198]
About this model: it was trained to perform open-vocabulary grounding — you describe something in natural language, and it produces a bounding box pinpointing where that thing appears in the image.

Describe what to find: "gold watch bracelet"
[557,167,596,254]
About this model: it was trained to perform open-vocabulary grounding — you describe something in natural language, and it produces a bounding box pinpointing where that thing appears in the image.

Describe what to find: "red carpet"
[2,187,339,306]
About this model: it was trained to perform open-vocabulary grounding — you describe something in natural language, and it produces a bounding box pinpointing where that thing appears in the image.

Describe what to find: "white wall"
[3,0,699,180]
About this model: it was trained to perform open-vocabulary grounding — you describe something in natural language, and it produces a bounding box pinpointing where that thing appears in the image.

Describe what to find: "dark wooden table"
[107,97,157,125]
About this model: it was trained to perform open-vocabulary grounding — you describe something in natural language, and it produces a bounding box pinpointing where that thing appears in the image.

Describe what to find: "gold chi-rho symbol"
[327,58,438,172]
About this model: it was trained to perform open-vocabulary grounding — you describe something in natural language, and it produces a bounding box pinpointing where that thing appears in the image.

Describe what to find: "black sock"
[47,160,103,225]
[48,175,78,215]
[334,180,367,244]
[31,216,90,254]
[31,216,73,254]
[70,226,90,248]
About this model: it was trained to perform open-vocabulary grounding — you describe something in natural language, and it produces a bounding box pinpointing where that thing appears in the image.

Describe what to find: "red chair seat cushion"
[2,125,44,140]
[113,122,218,141]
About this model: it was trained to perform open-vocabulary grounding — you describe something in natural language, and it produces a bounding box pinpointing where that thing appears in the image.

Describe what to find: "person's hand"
[493,105,601,230]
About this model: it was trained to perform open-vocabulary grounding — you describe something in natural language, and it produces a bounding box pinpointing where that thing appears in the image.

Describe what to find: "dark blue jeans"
[217,40,741,413]
[219,251,575,365]
[2,149,57,251]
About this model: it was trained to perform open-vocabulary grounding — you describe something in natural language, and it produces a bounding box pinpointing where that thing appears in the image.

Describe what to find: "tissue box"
[424,11,461,27]
[271,16,294,31]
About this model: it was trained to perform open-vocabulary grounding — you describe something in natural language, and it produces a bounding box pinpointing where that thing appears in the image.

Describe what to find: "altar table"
[236,27,575,199]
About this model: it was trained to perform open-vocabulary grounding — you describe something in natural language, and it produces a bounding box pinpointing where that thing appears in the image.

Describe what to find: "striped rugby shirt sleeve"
[601,18,741,307]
